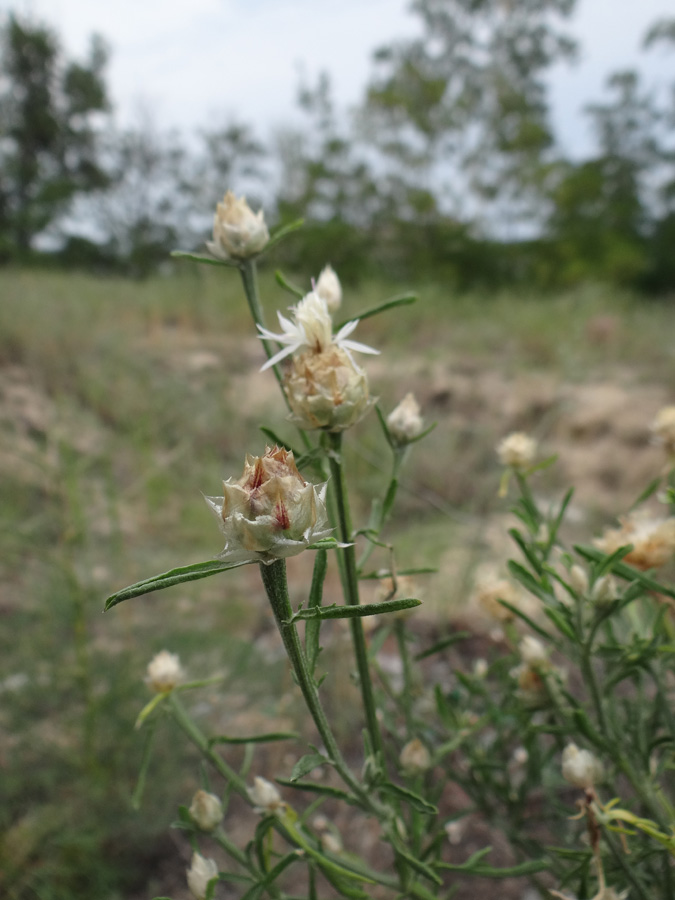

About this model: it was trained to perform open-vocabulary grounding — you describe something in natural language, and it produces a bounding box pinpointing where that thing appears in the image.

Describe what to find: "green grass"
[0,264,673,898]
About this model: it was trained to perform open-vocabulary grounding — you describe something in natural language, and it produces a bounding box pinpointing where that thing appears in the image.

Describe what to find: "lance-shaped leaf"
[334,293,417,330]
[378,781,438,815]
[104,559,247,610]
[575,544,675,599]
[171,249,240,268]
[287,597,421,625]
[208,731,299,747]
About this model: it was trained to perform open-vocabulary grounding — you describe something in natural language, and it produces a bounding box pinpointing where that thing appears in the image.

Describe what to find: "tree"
[0,14,110,259]
[360,0,578,231]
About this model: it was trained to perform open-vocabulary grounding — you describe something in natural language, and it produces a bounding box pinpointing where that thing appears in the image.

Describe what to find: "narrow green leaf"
[437,858,547,877]
[389,843,442,886]
[335,292,417,330]
[132,716,159,810]
[507,560,553,604]
[105,559,246,610]
[359,566,437,581]
[209,731,299,746]
[378,781,438,815]
[274,269,305,298]
[265,218,304,252]
[275,778,355,802]
[542,606,577,641]
[415,631,470,661]
[306,538,346,551]
[290,752,331,781]
[498,599,555,642]
[630,476,663,511]
[509,528,544,576]
[306,549,328,674]
[259,427,298,454]
[171,249,239,268]
[575,545,675,600]
[287,597,421,624]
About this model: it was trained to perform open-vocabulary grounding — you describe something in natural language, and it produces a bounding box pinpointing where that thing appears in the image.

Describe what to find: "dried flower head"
[186,852,219,900]
[285,345,373,431]
[387,393,424,445]
[472,575,522,623]
[594,512,675,570]
[189,789,223,831]
[248,776,284,814]
[497,432,538,469]
[257,291,378,371]
[651,405,675,457]
[315,265,342,312]
[561,743,603,789]
[145,650,184,693]
[400,738,431,775]
[206,446,331,564]
[206,190,269,260]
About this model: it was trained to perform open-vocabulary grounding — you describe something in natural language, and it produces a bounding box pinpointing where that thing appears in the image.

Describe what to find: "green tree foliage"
[361,0,578,227]
[0,14,110,259]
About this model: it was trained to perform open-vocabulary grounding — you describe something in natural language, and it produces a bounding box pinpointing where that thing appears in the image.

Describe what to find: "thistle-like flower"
[206,190,269,260]
[315,264,342,312]
[206,446,331,564]
[285,345,373,431]
[257,291,378,372]
[248,776,284,814]
[594,512,675,570]
[186,852,219,900]
[145,650,184,693]
[497,432,538,469]
[561,743,603,789]
[387,393,424,445]
[189,789,223,831]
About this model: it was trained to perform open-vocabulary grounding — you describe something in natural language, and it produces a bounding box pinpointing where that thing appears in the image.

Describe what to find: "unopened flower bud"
[189,789,223,831]
[561,743,603,789]
[187,852,219,900]
[387,393,424,445]
[519,635,549,668]
[206,446,331,564]
[591,574,616,604]
[497,432,537,469]
[444,819,465,844]
[145,650,184,693]
[286,346,373,431]
[315,265,342,312]
[207,190,269,260]
[248,776,283,814]
[400,738,431,775]
[569,564,589,596]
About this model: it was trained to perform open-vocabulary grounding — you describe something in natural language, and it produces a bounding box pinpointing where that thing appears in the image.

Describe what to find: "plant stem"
[258,559,380,813]
[326,431,384,760]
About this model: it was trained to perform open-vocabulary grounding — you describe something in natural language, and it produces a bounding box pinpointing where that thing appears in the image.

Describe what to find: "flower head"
[187,852,219,900]
[561,743,603,789]
[257,291,378,372]
[400,738,431,775]
[594,512,675,570]
[189,789,223,831]
[285,345,373,431]
[651,405,675,457]
[387,393,424,445]
[497,432,538,469]
[145,650,184,693]
[315,265,342,312]
[206,446,331,564]
[206,190,269,260]
[248,776,284,814]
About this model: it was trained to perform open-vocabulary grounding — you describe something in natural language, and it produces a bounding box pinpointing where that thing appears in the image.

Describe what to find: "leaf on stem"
[209,731,299,746]
[287,597,421,624]
[171,249,240,268]
[290,752,332,781]
[264,218,304,253]
[104,559,247,610]
[334,293,417,330]
[378,781,438,814]
[275,269,305,298]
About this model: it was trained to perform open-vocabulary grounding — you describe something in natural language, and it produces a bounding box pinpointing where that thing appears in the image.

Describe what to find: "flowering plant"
[106,198,675,900]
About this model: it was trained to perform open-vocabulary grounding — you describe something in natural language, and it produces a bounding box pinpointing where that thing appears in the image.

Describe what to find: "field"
[1,264,674,899]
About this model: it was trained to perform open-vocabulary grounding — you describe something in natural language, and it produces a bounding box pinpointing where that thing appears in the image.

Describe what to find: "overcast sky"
[4,0,675,157]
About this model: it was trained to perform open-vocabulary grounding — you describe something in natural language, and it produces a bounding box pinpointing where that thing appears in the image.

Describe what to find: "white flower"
[399,738,431,775]
[315,265,342,312]
[519,635,549,667]
[206,191,269,260]
[206,446,332,564]
[186,852,219,900]
[497,432,538,469]
[561,743,603,789]
[189,789,223,831]
[145,650,184,693]
[568,564,589,596]
[387,393,424,445]
[248,776,284,814]
[257,291,378,372]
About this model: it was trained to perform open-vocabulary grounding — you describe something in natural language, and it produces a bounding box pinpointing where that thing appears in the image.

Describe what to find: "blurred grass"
[1,263,674,898]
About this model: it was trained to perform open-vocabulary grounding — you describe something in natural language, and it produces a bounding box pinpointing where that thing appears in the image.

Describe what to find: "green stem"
[168,693,249,799]
[326,431,384,760]
[395,619,415,733]
[258,560,379,812]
